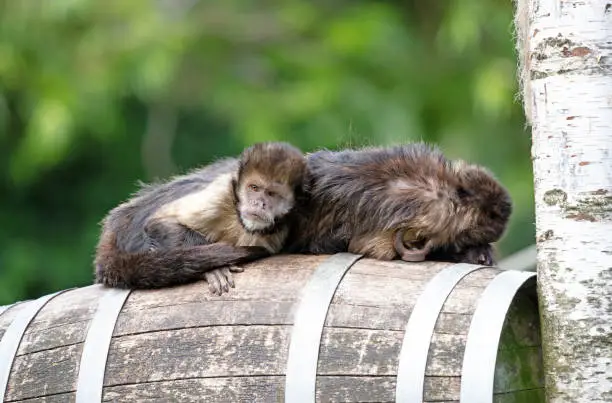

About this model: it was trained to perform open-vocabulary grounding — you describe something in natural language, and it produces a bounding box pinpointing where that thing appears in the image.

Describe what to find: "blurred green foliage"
[0,0,533,303]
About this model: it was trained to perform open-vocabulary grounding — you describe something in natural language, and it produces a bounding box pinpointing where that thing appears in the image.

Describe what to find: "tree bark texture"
[514,1,612,401]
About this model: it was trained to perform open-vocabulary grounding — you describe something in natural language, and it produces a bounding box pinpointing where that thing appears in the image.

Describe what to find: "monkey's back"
[290,143,451,255]
[102,158,240,253]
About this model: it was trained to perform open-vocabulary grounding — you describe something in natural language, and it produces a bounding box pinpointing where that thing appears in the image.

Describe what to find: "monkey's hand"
[205,265,245,295]
[394,229,432,262]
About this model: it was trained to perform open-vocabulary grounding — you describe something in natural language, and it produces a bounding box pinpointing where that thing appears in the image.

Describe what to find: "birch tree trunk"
[514,1,612,401]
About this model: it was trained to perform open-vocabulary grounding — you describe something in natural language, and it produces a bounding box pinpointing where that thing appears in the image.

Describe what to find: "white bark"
[514,1,612,402]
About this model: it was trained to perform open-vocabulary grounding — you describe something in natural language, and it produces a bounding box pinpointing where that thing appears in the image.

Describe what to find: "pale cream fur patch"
[153,173,234,236]
[387,178,441,202]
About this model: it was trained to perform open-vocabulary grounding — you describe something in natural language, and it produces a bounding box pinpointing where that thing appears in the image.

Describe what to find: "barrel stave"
[9,343,81,401]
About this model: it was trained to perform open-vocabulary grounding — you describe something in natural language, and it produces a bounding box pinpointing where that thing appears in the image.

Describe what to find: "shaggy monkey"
[284,143,511,265]
[94,142,307,294]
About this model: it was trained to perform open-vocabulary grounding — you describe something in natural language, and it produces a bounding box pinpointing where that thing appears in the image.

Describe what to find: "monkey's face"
[236,173,295,233]
[383,162,511,262]
[453,165,513,246]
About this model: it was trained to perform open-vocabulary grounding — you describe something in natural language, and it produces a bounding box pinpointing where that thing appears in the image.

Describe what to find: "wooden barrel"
[0,254,543,402]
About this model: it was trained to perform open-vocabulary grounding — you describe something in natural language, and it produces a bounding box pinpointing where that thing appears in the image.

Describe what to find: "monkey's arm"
[145,218,251,294]
[95,239,269,289]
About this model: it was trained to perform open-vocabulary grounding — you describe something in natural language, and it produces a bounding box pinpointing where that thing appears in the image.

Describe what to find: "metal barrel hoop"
[0,301,28,318]
[75,286,132,403]
[0,306,12,317]
[395,263,489,403]
[459,270,536,402]
[0,289,73,401]
[284,253,364,403]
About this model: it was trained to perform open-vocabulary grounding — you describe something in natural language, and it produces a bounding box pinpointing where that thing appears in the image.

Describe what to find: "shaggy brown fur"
[94,142,307,292]
[284,142,511,265]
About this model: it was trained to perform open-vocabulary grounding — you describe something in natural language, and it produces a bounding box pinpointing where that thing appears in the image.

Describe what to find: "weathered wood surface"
[0,255,543,402]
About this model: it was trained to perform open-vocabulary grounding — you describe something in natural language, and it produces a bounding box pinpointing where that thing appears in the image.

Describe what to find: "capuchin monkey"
[284,143,512,266]
[94,142,307,294]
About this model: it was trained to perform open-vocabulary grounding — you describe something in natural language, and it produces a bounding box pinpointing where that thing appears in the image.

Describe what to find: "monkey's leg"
[348,232,397,260]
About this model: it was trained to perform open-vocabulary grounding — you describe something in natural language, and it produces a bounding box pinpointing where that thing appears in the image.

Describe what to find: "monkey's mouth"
[243,212,267,222]
[394,229,433,262]
[241,210,274,232]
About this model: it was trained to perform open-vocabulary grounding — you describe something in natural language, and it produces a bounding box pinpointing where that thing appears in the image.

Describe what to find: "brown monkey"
[94,142,307,294]
[283,143,511,266]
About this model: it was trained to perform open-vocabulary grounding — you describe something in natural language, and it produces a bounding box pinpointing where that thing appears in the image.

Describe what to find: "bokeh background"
[0,0,533,304]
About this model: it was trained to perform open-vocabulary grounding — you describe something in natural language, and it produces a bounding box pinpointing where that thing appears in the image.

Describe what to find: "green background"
[0,0,533,304]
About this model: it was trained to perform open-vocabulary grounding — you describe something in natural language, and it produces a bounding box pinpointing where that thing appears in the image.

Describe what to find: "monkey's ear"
[231,177,240,201]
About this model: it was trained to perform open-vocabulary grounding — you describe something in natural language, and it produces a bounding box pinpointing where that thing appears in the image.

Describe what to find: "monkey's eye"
[266,190,276,198]
[248,184,260,192]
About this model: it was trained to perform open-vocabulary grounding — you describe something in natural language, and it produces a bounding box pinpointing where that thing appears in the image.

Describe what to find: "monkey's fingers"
[220,267,235,288]
[401,249,428,262]
[229,265,244,273]
[204,271,222,295]
[204,270,223,295]
[205,269,231,295]
[214,268,231,294]
[394,229,431,262]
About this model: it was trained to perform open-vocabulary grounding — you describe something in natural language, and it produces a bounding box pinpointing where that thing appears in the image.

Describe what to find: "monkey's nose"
[478,254,491,266]
[251,199,265,208]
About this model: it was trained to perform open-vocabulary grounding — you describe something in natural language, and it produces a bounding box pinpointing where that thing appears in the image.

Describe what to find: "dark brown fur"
[427,243,497,266]
[94,142,306,291]
[284,143,511,265]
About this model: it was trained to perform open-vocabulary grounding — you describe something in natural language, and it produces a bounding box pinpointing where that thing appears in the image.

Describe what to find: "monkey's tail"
[94,243,270,289]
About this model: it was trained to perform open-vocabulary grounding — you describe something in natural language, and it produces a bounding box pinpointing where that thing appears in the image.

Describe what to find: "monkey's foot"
[204,265,244,295]
[394,229,432,262]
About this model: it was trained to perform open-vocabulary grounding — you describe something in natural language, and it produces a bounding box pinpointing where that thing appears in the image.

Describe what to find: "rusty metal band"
[76,286,132,403]
[0,289,70,400]
[395,263,488,403]
[285,253,363,403]
[460,270,536,402]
